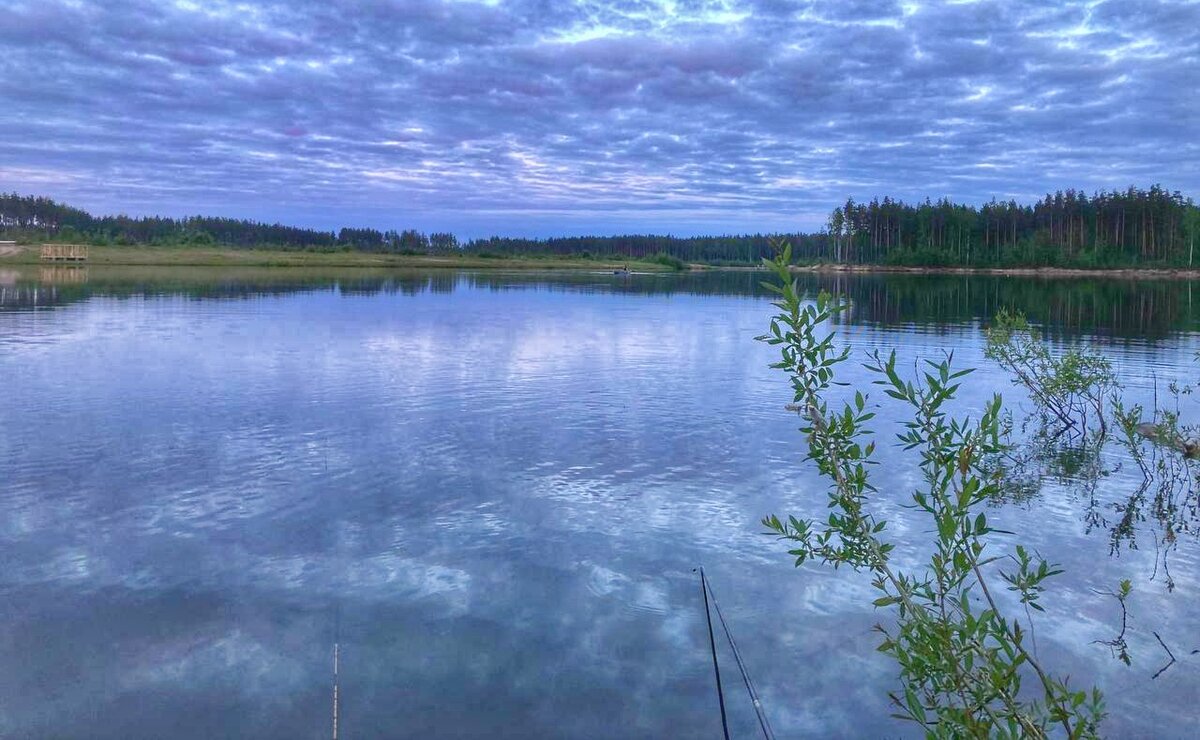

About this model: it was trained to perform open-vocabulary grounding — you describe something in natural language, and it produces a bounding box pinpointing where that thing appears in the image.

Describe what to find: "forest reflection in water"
[2,265,1198,339]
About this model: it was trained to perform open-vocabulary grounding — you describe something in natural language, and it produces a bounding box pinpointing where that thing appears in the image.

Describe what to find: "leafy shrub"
[645,252,687,270]
[759,242,1105,738]
[984,309,1116,437]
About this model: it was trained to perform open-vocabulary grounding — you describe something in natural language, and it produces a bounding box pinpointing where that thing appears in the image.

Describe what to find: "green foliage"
[883,246,954,267]
[185,230,215,245]
[1093,580,1133,665]
[827,185,1200,268]
[758,242,1105,738]
[1107,367,1199,592]
[645,252,688,270]
[984,309,1117,437]
[985,310,1197,596]
[463,233,796,265]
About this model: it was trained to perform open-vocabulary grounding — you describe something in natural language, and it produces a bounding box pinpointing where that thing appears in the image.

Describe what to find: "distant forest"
[2,185,1197,268]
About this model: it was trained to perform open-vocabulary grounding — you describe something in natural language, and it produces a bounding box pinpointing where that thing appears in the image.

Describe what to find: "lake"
[1,266,1197,738]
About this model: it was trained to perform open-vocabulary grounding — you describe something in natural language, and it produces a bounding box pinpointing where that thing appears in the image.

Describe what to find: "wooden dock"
[40,244,89,262]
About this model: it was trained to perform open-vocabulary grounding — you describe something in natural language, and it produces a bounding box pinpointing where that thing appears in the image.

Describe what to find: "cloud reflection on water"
[0,270,1197,737]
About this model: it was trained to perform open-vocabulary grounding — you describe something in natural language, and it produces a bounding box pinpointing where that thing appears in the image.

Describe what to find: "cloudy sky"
[2,0,1198,237]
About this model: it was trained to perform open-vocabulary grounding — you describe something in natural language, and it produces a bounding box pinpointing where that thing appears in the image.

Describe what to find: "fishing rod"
[698,568,777,740]
[700,567,731,740]
[332,604,341,740]
[332,641,340,740]
[327,442,342,740]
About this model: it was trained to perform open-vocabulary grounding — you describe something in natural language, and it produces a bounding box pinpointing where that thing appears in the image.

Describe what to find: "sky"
[1,0,1198,238]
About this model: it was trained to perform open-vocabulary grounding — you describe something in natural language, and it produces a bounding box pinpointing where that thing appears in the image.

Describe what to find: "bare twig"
[1151,631,1177,680]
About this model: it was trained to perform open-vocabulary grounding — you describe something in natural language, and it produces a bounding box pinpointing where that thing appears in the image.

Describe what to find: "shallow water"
[1,267,1197,738]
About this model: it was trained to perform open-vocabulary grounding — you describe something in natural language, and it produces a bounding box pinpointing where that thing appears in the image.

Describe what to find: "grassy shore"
[0,244,676,271]
[4,244,1198,279]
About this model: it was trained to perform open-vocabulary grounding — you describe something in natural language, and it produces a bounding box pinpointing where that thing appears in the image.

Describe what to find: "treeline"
[0,193,459,253]
[827,185,1200,267]
[1,193,335,248]
[465,186,1199,267]
[460,233,828,265]
[3,186,1198,267]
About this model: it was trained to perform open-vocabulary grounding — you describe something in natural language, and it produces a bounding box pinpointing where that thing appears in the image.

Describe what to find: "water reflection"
[2,266,1198,338]
[0,268,1197,737]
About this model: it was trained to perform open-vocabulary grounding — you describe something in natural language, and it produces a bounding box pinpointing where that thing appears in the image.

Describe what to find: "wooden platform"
[40,266,89,284]
[40,244,89,262]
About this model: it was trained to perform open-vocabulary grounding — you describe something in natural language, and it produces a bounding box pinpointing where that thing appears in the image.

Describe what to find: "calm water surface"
[1,268,1198,738]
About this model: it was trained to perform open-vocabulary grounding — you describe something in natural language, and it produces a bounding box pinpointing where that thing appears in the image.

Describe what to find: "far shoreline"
[782,263,1200,280]
[0,244,675,272]
[2,244,1198,280]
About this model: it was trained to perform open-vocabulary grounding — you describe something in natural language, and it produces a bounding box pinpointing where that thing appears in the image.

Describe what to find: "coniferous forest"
[3,185,1198,268]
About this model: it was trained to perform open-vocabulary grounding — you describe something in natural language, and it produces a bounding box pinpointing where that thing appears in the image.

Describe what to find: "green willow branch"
[758,241,1105,738]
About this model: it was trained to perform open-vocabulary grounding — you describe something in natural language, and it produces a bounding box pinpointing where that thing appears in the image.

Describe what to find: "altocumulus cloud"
[0,0,1197,236]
